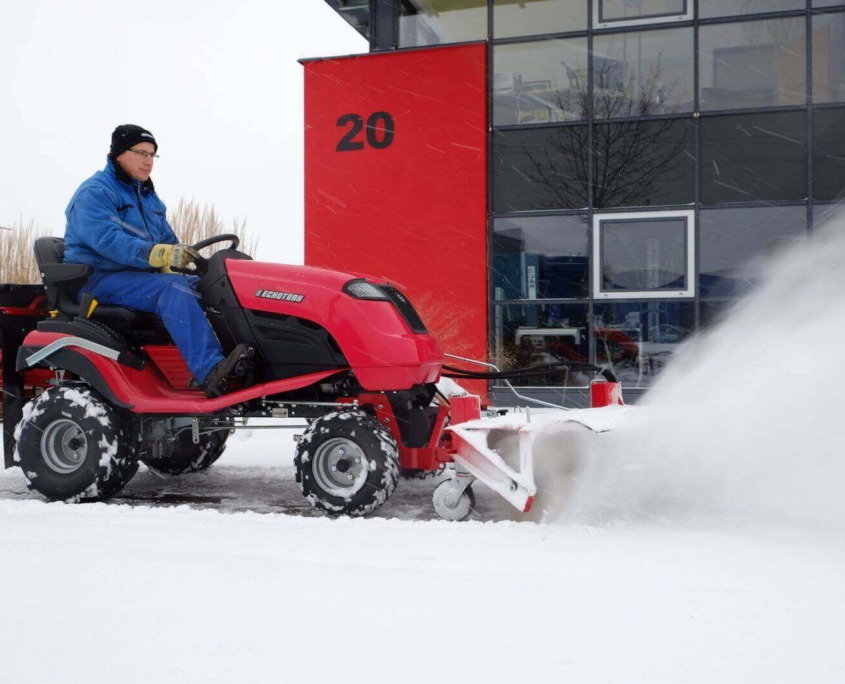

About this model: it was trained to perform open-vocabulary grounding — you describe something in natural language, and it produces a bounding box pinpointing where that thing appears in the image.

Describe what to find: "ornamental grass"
[0,200,255,285]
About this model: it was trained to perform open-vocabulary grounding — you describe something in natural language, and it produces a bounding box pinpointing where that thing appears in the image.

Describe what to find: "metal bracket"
[444,463,476,507]
[449,421,537,513]
[269,400,359,409]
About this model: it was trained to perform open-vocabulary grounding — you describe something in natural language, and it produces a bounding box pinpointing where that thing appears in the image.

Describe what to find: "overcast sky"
[1,1,367,264]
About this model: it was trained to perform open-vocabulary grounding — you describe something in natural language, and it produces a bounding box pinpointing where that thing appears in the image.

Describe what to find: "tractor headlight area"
[342,279,428,333]
[343,279,390,301]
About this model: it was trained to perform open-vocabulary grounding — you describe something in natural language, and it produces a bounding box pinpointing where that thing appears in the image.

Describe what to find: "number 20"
[336,112,395,152]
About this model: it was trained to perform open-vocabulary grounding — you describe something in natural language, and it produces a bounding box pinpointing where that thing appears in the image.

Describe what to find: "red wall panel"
[304,44,488,393]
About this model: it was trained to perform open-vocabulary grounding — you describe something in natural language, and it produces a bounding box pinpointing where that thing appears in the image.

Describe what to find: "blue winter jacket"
[64,158,178,273]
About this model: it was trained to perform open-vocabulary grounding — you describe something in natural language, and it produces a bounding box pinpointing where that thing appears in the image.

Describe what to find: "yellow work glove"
[148,244,200,274]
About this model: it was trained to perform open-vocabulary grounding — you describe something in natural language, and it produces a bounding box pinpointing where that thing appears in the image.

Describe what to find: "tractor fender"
[16,345,133,410]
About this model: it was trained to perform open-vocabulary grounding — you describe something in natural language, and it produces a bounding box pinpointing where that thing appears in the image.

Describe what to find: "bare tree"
[521,57,690,209]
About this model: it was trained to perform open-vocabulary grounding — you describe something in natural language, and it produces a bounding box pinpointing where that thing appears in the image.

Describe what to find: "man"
[64,124,248,397]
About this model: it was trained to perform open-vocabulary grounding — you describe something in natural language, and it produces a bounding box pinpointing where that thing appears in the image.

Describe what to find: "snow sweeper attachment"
[2,234,626,520]
[429,356,626,520]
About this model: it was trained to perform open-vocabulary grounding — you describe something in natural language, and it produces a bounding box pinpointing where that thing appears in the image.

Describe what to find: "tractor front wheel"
[294,410,399,517]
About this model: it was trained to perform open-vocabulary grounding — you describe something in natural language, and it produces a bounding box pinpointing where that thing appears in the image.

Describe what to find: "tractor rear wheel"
[14,386,138,502]
[141,428,229,476]
[294,410,399,516]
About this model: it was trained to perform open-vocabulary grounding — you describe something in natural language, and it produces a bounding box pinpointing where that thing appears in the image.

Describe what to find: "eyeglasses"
[128,149,159,160]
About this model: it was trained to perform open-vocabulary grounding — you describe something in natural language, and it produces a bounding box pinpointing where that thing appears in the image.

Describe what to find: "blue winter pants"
[83,271,224,383]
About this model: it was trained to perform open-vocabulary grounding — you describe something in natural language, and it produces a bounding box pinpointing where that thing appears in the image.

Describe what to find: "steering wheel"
[190,233,240,252]
[172,233,241,276]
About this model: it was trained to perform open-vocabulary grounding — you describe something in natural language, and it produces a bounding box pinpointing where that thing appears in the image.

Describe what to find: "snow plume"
[545,210,845,529]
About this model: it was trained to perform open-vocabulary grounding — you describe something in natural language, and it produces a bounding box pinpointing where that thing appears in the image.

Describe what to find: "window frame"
[592,209,696,300]
[593,0,692,30]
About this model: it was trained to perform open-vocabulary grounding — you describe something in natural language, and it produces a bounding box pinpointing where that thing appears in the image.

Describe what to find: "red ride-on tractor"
[4,234,466,515]
[2,235,625,520]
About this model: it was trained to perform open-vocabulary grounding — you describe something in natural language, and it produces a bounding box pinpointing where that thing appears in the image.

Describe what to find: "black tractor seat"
[34,237,164,327]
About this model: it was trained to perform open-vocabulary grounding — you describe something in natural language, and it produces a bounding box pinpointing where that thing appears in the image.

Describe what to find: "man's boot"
[202,343,253,398]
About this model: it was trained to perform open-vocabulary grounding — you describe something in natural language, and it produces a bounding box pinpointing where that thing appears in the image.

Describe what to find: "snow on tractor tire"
[14,386,139,502]
[294,410,400,516]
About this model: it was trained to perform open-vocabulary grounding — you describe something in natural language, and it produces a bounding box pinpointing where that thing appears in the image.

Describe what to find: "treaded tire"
[14,386,139,502]
[295,409,399,517]
[140,429,229,476]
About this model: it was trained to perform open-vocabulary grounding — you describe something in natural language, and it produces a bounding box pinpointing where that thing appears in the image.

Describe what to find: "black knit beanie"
[109,124,158,160]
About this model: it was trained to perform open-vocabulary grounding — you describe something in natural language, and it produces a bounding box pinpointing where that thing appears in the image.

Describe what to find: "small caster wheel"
[432,479,476,521]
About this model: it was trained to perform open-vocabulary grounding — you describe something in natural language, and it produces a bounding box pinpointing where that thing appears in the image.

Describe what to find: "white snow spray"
[535,208,845,529]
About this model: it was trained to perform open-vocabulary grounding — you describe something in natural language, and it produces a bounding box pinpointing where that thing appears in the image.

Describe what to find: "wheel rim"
[40,419,88,475]
[312,438,368,497]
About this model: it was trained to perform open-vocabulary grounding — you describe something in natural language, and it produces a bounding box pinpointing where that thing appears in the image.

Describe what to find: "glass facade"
[592,119,695,207]
[812,14,845,104]
[592,27,694,118]
[492,303,590,386]
[814,107,845,201]
[699,111,807,203]
[699,17,806,111]
[599,0,686,23]
[493,0,587,38]
[493,126,589,211]
[699,0,803,19]
[493,215,589,300]
[325,0,845,399]
[698,206,807,297]
[493,38,590,125]
[399,0,487,47]
[594,301,694,388]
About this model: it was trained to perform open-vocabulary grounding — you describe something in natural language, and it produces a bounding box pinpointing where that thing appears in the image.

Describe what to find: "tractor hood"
[221,257,443,391]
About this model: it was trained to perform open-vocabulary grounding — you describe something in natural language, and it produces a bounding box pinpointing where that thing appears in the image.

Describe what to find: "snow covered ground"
[3,220,845,682]
[1,492,842,684]
[2,428,843,684]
